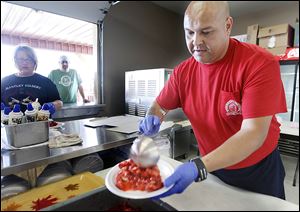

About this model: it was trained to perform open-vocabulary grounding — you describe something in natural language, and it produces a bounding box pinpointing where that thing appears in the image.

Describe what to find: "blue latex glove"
[154,162,198,199]
[139,115,161,136]
[1,102,5,110]
[45,102,56,115]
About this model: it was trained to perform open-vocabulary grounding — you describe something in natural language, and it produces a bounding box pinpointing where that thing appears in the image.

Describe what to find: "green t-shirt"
[48,69,82,103]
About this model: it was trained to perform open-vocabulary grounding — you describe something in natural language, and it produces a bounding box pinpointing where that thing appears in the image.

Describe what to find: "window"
[1,1,98,103]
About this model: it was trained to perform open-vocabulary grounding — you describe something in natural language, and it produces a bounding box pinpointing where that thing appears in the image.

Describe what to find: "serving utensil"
[129,135,160,168]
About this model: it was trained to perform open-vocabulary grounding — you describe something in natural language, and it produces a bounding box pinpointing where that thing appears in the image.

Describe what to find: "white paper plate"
[105,158,174,199]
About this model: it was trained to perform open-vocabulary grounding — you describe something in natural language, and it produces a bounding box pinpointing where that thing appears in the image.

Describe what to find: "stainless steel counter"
[95,156,299,211]
[1,119,138,176]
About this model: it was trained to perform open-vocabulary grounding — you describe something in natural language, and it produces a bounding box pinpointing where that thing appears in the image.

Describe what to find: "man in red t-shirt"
[139,1,287,199]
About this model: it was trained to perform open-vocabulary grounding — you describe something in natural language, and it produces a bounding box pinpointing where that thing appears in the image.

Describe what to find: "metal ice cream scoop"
[130,135,160,168]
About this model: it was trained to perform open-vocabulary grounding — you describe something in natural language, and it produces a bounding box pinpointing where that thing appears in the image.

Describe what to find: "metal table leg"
[292,158,299,187]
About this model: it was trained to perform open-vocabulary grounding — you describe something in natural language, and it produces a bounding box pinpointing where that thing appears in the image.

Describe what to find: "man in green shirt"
[48,56,90,104]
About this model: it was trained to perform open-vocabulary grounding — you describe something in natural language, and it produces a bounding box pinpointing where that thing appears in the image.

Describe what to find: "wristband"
[189,157,207,182]
[159,108,167,116]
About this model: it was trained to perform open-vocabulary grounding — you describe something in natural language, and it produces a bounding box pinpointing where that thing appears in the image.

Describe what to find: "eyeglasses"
[16,58,34,64]
[61,61,68,64]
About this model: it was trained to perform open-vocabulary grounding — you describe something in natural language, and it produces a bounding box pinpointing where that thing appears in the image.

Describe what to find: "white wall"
[103,1,189,116]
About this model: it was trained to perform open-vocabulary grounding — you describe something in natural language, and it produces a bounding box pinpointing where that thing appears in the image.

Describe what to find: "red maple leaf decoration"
[31,195,59,211]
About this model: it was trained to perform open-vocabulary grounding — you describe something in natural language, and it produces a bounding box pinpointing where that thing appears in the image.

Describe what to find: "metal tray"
[3,121,49,147]
[42,187,177,211]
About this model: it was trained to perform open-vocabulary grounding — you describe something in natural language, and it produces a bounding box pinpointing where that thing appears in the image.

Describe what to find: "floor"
[176,147,299,205]
[281,154,299,205]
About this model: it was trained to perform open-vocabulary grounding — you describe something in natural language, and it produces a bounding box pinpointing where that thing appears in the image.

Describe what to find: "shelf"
[281,73,296,76]
[279,60,299,65]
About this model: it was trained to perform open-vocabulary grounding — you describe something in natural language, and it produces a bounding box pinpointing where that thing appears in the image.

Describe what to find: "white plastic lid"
[10,104,23,117]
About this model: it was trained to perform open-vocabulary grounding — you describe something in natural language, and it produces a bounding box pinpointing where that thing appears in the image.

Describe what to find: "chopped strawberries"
[49,121,58,127]
[116,159,163,192]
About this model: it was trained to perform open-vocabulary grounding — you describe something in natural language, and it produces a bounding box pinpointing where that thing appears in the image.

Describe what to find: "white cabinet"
[277,60,299,123]
[125,68,173,117]
[293,65,299,122]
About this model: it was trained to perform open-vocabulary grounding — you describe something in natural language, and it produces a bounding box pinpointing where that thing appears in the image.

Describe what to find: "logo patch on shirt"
[59,75,72,87]
[225,100,242,116]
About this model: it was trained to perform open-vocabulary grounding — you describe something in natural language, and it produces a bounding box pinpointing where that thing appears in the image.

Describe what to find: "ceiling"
[6,1,112,24]
[152,1,299,17]
[1,1,112,45]
[2,1,298,47]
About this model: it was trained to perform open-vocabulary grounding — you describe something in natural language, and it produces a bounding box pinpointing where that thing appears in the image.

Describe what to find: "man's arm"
[78,84,90,103]
[147,100,169,122]
[202,115,272,172]
[52,100,63,110]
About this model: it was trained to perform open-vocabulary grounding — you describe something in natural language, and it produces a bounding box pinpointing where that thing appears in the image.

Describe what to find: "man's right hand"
[153,161,198,199]
[139,115,161,136]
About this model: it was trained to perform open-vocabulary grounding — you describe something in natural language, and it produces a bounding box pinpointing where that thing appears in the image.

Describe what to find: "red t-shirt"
[156,38,287,169]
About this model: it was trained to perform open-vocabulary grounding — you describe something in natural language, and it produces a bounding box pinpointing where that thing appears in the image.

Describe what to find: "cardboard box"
[294,22,299,47]
[263,46,287,56]
[231,34,247,42]
[258,24,294,48]
[246,24,259,44]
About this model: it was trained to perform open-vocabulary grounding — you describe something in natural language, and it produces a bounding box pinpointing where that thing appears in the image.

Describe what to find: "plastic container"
[1,102,5,120]
[24,103,37,122]
[8,104,23,125]
[153,135,171,158]
[36,104,50,121]
[1,107,11,125]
